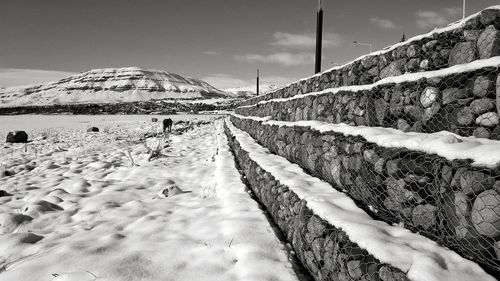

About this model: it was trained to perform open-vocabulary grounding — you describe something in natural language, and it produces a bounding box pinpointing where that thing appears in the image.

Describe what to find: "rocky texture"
[240,8,500,108]
[6,130,28,143]
[87,127,99,132]
[0,67,230,108]
[225,122,409,281]
[230,115,500,275]
[236,66,500,140]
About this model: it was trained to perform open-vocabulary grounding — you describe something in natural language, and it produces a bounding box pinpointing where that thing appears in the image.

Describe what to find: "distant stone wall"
[236,66,500,139]
[225,123,410,281]
[241,8,500,107]
[230,115,500,275]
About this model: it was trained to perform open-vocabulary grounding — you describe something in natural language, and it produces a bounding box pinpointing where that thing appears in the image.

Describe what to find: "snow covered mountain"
[224,84,281,98]
[0,67,231,107]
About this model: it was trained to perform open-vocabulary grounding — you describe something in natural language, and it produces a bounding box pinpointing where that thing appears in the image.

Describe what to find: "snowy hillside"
[224,84,280,98]
[0,67,232,107]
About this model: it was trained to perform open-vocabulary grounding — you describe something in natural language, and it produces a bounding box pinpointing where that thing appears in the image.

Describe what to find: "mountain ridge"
[0,67,232,108]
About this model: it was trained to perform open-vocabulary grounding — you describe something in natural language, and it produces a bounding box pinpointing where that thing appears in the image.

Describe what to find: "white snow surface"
[232,113,500,167]
[255,5,500,97]
[0,67,231,107]
[0,117,298,281]
[239,56,500,108]
[226,118,495,281]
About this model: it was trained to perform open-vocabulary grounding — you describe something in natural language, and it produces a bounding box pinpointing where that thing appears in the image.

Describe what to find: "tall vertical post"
[315,0,323,74]
[462,0,466,19]
[256,69,260,95]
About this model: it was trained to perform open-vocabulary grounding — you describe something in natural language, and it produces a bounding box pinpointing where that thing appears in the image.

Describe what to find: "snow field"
[225,118,495,281]
[0,116,299,281]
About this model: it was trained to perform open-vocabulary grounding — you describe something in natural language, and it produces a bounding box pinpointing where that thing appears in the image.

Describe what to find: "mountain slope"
[0,67,231,107]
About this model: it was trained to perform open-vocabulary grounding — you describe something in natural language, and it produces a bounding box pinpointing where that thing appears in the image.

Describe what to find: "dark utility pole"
[256,69,260,95]
[315,0,323,74]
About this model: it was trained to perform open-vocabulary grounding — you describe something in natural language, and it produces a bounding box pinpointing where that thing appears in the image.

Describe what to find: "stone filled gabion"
[240,9,500,108]
[230,115,500,274]
[225,123,410,281]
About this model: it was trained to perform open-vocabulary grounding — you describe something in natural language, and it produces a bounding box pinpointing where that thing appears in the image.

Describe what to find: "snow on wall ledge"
[240,6,500,107]
[225,118,495,281]
[230,114,500,276]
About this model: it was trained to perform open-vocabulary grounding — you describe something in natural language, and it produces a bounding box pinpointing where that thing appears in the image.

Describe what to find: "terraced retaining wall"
[241,7,500,107]
[230,115,500,275]
[236,61,500,140]
[225,123,410,281]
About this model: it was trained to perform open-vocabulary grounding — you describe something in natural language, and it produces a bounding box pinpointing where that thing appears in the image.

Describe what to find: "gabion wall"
[230,115,500,276]
[236,67,500,139]
[241,8,500,107]
[225,123,410,281]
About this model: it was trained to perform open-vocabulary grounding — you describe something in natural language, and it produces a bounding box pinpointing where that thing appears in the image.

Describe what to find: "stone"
[374,99,388,125]
[412,204,437,230]
[457,107,474,125]
[0,190,11,197]
[386,177,422,204]
[473,127,491,139]
[495,241,500,261]
[307,216,327,239]
[397,119,411,132]
[423,40,438,52]
[471,190,500,238]
[476,112,499,127]
[443,191,477,239]
[6,130,28,143]
[443,88,468,104]
[87,127,99,132]
[460,171,495,196]
[404,106,423,120]
[379,266,409,281]
[464,29,481,41]
[470,98,496,114]
[480,9,500,26]
[497,75,500,117]
[477,25,500,59]
[380,60,406,80]
[347,260,364,279]
[448,41,476,66]
[420,87,439,108]
[423,103,441,123]
[473,76,495,97]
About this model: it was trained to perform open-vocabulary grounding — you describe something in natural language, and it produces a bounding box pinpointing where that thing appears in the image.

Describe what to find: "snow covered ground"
[0,116,299,281]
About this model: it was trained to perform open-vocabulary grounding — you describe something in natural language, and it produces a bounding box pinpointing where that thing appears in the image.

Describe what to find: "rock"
[151,118,158,122]
[380,60,406,80]
[443,88,468,104]
[497,75,500,116]
[0,190,11,197]
[386,177,422,204]
[6,130,28,143]
[87,127,99,132]
[412,204,437,230]
[477,25,500,59]
[423,103,441,123]
[473,127,491,139]
[423,40,438,52]
[480,9,500,25]
[464,30,481,41]
[457,107,474,125]
[448,41,476,66]
[374,99,388,125]
[161,184,185,197]
[473,76,495,97]
[470,98,496,115]
[476,112,499,127]
[495,241,500,261]
[347,260,364,279]
[471,190,500,238]
[419,59,430,70]
[307,216,327,238]
[420,87,439,108]
[406,45,418,58]
[404,106,424,120]
[397,119,411,132]
[460,171,495,196]
[379,266,409,281]
[443,191,477,239]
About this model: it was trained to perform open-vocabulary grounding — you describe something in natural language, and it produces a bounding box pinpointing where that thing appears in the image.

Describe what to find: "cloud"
[370,17,400,30]
[416,7,462,29]
[202,50,220,55]
[0,68,76,88]
[234,52,315,66]
[271,32,342,49]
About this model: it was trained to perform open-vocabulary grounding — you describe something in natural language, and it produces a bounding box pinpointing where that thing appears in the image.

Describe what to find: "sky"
[0,0,498,89]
